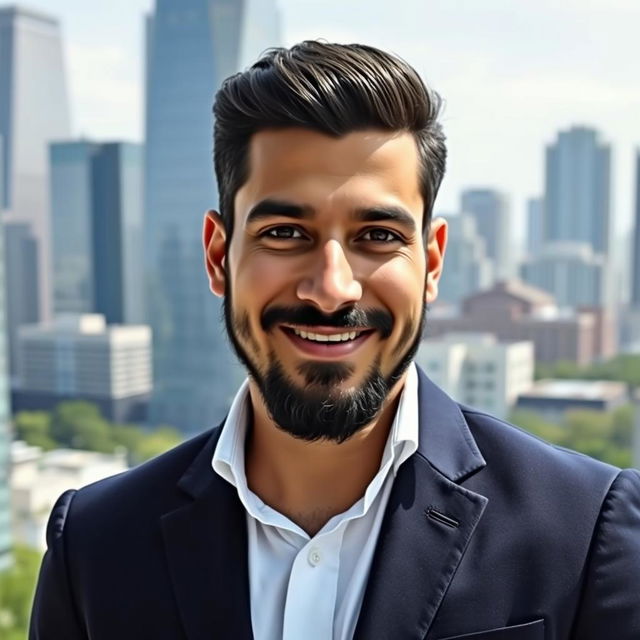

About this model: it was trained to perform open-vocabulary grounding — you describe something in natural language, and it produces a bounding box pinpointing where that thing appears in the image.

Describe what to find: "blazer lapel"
[161,426,254,640]
[354,369,488,640]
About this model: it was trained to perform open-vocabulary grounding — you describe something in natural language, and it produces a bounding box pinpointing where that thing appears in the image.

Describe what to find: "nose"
[296,239,363,312]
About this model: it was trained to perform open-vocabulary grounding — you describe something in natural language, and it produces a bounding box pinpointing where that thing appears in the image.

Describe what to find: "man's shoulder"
[67,424,223,524]
[459,403,621,491]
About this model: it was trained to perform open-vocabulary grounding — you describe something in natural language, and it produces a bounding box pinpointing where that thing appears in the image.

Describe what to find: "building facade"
[416,333,534,419]
[50,141,145,324]
[520,241,607,308]
[526,197,544,258]
[544,126,611,256]
[0,7,71,371]
[0,226,11,569]
[516,379,628,421]
[12,314,152,423]
[460,189,511,279]
[10,441,128,550]
[428,280,615,365]
[144,0,281,431]
[632,151,640,308]
[437,213,494,306]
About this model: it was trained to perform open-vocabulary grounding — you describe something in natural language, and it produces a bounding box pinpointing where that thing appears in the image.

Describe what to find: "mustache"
[261,305,393,338]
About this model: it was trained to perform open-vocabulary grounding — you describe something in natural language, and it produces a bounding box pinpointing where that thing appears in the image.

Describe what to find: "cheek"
[232,252,294,321]
[372,260,425,316]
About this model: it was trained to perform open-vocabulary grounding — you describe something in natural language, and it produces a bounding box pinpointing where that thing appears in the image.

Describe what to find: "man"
[31,42,639,640]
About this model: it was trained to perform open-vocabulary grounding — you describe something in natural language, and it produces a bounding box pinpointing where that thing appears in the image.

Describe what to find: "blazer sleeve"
[29,489,87,640]
[572,468,640,639]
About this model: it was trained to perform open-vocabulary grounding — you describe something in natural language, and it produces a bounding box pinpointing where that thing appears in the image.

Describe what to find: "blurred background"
[1,1,639,635]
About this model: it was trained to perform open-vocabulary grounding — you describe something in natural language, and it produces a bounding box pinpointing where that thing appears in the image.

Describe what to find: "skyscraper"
[544,126,611,256]
[460,189,511,279]
[0,6,71,374]
[526,197,544,258]
[0,219,12,570]
[437,213,494,307]
[144,0,281,431]
[50,141,96,316]
[3,222,39,381]
[520,242,606,308]
[50,141,145,325]
[631,151,640,308]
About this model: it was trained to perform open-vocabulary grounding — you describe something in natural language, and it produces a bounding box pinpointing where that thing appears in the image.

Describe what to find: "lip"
[280,326,374,358]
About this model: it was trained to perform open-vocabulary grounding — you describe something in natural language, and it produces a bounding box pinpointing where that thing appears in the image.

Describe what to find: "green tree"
[135,426,183,462]
[509,410,566,445]
[51,401,115,452]
[0,546,43,639]
[13,412,56,450]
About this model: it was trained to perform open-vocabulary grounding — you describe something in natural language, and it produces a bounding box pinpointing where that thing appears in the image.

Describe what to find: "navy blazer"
[30,370,640,639]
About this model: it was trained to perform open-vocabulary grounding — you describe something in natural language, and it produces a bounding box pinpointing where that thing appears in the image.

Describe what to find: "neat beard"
[222,288,426,443]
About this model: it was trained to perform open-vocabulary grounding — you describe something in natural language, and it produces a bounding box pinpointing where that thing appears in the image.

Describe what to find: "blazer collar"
[414,366,486,481]
[354,367,489,639]
[161,423,255,640]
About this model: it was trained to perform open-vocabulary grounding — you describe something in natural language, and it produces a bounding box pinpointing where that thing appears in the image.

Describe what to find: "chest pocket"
[437,618,544,640]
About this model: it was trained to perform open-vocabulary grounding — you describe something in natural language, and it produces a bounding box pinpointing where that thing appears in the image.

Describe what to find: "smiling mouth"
[289,327,366,343]
[281,325,374,350]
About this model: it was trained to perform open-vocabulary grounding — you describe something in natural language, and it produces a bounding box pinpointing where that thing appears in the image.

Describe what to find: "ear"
[425,216,447,304]
[203,210,227,297]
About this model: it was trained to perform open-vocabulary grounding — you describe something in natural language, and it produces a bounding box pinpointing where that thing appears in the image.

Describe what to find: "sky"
[41,0,640,246]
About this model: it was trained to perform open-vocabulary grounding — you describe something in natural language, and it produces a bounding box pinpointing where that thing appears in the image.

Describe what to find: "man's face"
[205,128,446,442]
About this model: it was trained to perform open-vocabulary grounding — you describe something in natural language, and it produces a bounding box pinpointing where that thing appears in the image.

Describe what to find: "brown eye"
[362,228,401,242]
[264,226,303,239]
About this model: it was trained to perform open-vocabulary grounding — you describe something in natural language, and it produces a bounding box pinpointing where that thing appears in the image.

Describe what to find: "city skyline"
[39,0,640,245]
[144,0,281,431]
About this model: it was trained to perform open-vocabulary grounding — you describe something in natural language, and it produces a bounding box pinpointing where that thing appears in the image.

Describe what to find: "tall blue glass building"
[631,152,640,308]
[0,218,12,570]
[50,141,145,325]
[144,0,281,431]
[544,126,611,257]
[0,7,70,378]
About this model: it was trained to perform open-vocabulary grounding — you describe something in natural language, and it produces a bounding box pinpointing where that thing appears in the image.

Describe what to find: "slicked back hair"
[213,41,446,239]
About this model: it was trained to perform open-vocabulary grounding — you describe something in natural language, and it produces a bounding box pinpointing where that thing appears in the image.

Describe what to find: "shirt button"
[308,547,322,567]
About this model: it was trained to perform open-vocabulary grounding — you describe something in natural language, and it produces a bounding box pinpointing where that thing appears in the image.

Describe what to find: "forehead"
[234,128,423,219]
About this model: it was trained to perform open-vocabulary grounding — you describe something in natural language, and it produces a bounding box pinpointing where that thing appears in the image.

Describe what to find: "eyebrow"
[245,199,313,225]
[245,198,417,234]
[354,206,417,234]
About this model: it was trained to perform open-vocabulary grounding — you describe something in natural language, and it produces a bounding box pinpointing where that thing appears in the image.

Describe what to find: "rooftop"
[522,379,627,400]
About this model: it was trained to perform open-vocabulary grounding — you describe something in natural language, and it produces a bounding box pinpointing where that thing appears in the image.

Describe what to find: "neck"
[245,374,407,536]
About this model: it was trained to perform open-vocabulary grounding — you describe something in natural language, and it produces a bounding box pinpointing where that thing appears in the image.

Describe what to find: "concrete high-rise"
[50,141,145,325]
[13,314,151,423]
[544,126,611,256]
[631,151,640,307]
[460,189,511,279]
[0,6,71,374]
[144,0,281,431]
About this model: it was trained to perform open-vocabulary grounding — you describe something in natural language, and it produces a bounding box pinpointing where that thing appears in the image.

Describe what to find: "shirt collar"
[212,363,420,517]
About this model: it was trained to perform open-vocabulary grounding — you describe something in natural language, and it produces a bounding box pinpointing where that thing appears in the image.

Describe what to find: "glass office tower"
[0,223,12,570]
[0,7,71,374]
[144,0,281,431]
[50,141,145,325]
[631,152,640,308]
[544,126,611,256]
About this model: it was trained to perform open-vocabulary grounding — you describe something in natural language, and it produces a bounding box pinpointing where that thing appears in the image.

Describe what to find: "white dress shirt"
[212,363,419,640]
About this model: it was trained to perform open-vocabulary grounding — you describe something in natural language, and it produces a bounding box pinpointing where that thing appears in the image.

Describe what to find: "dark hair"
[213,40,446,238]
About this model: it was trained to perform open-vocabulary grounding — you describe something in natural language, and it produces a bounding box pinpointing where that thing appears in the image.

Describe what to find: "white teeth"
[292,328,361,343]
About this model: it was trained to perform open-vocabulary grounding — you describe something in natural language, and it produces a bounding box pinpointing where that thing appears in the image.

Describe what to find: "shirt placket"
[281,527,344,640]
